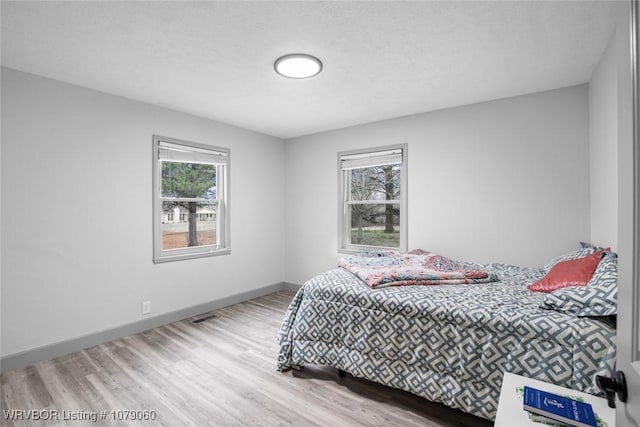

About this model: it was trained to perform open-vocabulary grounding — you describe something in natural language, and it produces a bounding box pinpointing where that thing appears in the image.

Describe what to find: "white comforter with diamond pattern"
[277,265,616,420]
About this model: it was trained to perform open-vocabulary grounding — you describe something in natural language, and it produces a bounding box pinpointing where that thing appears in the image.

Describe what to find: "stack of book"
[522,386,598,427]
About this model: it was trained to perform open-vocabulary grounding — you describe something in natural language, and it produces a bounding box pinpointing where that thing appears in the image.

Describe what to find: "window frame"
[337,144,407,253]
[152,135,230,263]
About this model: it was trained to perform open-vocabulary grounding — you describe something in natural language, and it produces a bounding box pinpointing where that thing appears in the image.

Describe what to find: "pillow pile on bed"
[537,243,618,317]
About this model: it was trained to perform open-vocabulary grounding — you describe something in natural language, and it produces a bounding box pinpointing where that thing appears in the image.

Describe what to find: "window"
[338,144,407,252]
[153,135,230,263]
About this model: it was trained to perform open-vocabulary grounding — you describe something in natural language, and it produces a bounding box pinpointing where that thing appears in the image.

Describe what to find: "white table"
[495,372,615,426]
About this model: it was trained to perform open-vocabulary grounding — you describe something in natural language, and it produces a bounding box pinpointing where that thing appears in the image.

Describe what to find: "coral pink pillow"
[529,251,603,293]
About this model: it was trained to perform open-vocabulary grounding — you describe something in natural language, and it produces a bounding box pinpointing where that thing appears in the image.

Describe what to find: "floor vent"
[191,314,218,324]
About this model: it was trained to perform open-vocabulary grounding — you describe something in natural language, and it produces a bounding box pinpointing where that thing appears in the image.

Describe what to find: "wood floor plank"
[1,290,492,426]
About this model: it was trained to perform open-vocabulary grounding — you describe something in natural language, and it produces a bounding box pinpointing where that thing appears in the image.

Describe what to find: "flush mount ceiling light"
[274,54,323,79]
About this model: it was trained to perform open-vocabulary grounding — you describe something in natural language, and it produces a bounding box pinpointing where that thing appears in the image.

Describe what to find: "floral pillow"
[541,252,618,317]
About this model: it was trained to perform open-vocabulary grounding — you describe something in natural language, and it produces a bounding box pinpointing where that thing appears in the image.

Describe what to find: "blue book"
[523,386,597,427]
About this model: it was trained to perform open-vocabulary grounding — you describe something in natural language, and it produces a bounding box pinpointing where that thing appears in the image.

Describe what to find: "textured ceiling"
[1,1,619,139]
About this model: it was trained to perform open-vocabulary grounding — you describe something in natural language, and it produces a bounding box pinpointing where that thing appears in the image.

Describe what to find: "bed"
[276,247,617,420]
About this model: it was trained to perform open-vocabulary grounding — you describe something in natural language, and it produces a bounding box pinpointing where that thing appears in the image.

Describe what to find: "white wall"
[0,68,286,357]
[589,33,619,250]
[0,69,597,357]
[284,85,591,285]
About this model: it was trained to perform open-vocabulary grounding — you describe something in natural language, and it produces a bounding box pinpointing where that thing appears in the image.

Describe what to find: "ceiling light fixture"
[274,54,323,79]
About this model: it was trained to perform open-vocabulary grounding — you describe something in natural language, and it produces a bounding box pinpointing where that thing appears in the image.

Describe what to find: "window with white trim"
[338,144,407,252]
[153,135,230,263]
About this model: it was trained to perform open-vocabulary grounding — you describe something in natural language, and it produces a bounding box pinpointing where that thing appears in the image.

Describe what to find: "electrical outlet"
[142,301,151,315]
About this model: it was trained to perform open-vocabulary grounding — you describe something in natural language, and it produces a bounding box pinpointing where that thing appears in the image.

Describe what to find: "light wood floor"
[1,291,492,426]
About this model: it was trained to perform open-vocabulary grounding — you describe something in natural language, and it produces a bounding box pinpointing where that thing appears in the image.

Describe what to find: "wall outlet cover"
[142,301,151,315]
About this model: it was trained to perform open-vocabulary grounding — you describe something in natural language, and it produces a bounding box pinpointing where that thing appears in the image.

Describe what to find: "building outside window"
[338,144,407,252]
[153,135,230,263]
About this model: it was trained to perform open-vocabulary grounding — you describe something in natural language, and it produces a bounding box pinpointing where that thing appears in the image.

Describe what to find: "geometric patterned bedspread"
[276,266,616,420]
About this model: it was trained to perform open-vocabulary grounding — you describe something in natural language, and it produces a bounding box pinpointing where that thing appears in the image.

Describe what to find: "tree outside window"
[349,165,401,247]
[339,145,407,252]
[153,136,230,263]
[162,162,216,248]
